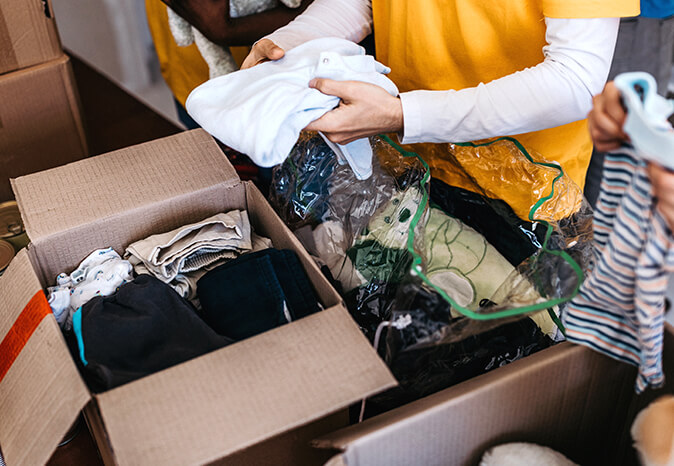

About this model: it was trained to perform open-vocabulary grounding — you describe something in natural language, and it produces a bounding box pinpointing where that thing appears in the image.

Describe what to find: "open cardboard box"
[3,129,671,466]
[0,129,396,466]
[314,324,674,466]
[0,0,62,75]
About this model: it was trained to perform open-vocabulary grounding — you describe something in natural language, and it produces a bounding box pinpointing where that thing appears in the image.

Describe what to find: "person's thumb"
[241,39,284,69]
[265,42,285,61]
[309,78,351,100]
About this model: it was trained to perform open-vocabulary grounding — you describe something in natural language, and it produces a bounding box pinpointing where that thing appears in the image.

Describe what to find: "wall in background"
[51,0,181,126]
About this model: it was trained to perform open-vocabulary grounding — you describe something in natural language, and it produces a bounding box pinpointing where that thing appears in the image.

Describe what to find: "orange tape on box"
[0,291,51,383]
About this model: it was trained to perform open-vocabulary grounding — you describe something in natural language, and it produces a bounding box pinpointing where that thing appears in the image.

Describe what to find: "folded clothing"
[171,232,273,302]
[68,274,231,392]
[197,248,321,340]
[48,247,133,330]
[125,211,256,300]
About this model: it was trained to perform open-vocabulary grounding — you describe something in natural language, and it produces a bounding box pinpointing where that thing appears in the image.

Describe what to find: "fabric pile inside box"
[269,132,595,418]
[46,210,322,393]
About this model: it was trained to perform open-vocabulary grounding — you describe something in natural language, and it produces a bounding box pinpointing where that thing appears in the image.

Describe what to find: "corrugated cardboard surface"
[209,409,347,466]
[12,129,240,281]
[317,341,640,466]
[0,0,61,75]
[0,54,87,201]
[13,129,235,242]
[0,250,90,466]
[95,304,395,466]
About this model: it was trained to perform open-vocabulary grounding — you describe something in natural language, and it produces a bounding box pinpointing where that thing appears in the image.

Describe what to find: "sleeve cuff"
[399,91,426,144]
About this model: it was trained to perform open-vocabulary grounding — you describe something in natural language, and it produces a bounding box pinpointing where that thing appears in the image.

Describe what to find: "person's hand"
[648,162,674,231]
[588,81,629,152]
[304,78,403,144]
[241,39,285,69]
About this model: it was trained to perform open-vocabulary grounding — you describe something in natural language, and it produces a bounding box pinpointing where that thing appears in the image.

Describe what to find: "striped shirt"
[564,147,674,393]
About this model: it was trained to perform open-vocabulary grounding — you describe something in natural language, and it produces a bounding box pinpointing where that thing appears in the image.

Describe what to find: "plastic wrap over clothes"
[270,133,594,411]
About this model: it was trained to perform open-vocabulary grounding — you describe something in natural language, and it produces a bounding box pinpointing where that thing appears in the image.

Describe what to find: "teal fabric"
[72,307,88,366]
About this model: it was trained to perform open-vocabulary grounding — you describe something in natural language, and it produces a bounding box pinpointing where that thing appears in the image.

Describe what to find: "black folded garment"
[67,274,231,392]
[197,248,321,341]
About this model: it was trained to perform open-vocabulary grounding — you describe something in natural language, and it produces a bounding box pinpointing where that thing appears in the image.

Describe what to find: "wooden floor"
[42,55,183,466]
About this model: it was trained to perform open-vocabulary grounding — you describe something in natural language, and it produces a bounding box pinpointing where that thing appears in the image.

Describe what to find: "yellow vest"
[145,0,250,106]
[372,0,639,197]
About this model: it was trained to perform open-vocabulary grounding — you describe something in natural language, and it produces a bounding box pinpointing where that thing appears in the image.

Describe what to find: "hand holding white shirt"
[186,37,399,179]
[249,0,620,145]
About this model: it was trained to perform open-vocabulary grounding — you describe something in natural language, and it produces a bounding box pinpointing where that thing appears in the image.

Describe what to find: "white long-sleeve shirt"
[266,0,619,144]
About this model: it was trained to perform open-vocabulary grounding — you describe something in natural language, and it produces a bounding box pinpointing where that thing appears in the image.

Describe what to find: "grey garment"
[609,16,674,96]
[173,232,273,303]
[585,15,674,207]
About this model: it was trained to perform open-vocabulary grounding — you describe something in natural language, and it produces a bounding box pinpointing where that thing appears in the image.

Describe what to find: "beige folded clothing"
[125,211,253,283]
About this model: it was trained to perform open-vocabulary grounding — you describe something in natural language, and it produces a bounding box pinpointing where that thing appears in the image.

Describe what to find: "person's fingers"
[593,139,624,153]
[241,39,284,69]
[309,78,357,101]
[265,43,285,61]
[654,198,674,231]
[602,82,628,135]
[589,105,626,143]
[649,163,674,195]
[305,109,356,144]
[304,115,327,132]
[305,105,344,132]
[648,162,674,230]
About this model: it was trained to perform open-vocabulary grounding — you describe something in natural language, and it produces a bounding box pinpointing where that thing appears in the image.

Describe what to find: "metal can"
[0,239,14,276]
[0,200,29,252]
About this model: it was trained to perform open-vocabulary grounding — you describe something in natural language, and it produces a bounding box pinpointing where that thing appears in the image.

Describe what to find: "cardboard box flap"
[314,341,637,466]
[95,305,396,465]
[0,250,90,466]
[11,129,239,244]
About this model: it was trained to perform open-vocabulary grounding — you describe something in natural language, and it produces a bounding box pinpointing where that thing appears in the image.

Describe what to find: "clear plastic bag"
[270,133,593,412]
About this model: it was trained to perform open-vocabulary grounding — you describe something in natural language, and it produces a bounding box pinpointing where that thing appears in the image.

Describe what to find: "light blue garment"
[186,38,399,180]
[614,72,674,170]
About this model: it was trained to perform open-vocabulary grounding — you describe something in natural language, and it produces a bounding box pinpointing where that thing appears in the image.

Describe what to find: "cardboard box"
[0,130,396,466]
[315,326,674,466]
[0,54,88,201]
[0,0,62,75]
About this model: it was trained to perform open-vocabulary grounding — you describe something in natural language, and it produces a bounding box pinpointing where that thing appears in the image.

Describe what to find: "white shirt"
[187,38,398,179]
[265,0,620,144]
